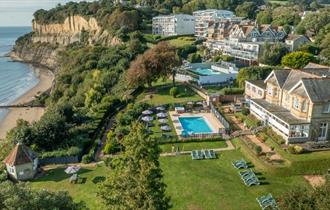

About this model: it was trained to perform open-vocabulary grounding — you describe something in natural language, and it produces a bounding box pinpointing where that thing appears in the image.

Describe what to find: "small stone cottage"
[3,143,38,181]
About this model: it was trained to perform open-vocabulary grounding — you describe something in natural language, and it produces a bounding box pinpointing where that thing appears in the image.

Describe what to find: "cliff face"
[12,15,121,71]
[31,15,121,46]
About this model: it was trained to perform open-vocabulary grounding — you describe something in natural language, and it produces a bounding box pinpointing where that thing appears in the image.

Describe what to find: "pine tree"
[99,123,170,210]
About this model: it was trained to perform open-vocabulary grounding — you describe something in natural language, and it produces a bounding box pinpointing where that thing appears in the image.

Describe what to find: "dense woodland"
[1,0,330,209]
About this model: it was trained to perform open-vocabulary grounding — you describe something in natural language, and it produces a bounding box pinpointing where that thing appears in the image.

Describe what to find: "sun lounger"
[239,169,253,177]
[197,150,204,159]
[232,159,248,169]
[191,151,198,160]
[209,150,216,159]
[244,176,260,186]
[256,194,278,210]
[241,172,256,181]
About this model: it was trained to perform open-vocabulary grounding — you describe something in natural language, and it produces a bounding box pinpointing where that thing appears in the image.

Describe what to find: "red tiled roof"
[3,143,36,166]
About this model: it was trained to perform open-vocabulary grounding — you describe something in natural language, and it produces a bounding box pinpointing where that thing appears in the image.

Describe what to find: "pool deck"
[169,111,225,137]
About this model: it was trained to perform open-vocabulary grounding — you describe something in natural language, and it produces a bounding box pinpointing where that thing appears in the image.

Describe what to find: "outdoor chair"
[239,169,253,178]
[256,194,278,210]
[202,150,211,159]
[191,150,198,160]
[209,150,216,159]
[197,150,204,159]
[241,172,256,181]
[244,176,260,186]
[232,159,248,169]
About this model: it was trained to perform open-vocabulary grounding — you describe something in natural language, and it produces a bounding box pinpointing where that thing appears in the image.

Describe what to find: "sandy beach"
[0,67,54,139]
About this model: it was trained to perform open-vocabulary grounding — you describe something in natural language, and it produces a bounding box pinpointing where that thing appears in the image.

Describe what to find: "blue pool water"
[192,68,222,76]
[179,117,213,134]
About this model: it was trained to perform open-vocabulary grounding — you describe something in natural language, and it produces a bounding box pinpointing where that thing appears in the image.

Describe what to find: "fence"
[210,102,230,130]
[39,156,79,165]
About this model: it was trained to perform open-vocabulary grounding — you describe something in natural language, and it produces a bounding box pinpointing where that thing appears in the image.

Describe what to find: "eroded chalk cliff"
[11,15,122,71]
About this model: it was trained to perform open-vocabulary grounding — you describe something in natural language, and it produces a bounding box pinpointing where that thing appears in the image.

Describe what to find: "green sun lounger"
[191,150,198,160]
[256,194,278,210]
[232,159,248,169]
[241,172,256,181]
[209,150,216,159]
[239,169,253,177]
[244,176,260,186]
[197,150,204,159]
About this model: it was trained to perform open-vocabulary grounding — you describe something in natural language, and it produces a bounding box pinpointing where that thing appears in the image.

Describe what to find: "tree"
[126,42,181,88]
[272,6,300,26]
[256,10,273,24]
[278,183,330,210]
[169,87,179,98]
[187,53,202,63]
[0,181,84,210]
[235,2,257,19]
[281,51,316,69]
[297,8,330,36]
[99,123,170,210]
[260,42,289,66]
[236,66,273,88]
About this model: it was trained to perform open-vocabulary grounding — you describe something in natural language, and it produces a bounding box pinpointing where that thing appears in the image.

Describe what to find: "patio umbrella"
[158,119,168,124]
[160,125,172,131]
[157,112,167,118]
[142,110,153,115]
[65,166,81,174]
[187,101,194,105]
[156,106,165,111]
[142,116,153,122]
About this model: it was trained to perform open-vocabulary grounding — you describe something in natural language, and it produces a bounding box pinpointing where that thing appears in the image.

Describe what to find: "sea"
[0,27,39,120]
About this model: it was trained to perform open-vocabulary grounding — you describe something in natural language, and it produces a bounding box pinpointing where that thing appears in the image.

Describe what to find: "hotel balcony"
[250,99,310,144]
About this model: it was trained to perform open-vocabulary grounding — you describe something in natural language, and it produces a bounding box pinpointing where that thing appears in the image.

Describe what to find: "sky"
[0,0,95,26]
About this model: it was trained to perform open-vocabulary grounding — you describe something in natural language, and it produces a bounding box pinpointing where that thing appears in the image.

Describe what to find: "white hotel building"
[193,9,238,38]
[152,14,195,37]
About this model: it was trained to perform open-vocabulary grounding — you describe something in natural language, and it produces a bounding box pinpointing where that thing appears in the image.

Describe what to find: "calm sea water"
[0,27,39,120]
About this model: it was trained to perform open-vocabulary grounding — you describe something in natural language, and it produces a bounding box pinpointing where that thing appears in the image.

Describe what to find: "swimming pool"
[192,68,222,76]
[179,117,213,134]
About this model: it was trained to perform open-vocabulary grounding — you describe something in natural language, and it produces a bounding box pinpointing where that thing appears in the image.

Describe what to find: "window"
[285,93,290,101]
[293,97,299,109]
[302,100,308,112]
[252,87,256,93]
[267,85,273,96]
[258,90,262,96]
[318,123,328,140]
[246,83,250,89]
[323,102,330,113]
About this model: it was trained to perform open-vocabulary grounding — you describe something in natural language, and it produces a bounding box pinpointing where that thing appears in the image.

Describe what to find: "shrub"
[241,107,250,116]
[103,142,119,154]
[288,145,305,154]
[254,145,262,155]
[82,153,93,164]
[257,132,268,142]
[169,87,179,98]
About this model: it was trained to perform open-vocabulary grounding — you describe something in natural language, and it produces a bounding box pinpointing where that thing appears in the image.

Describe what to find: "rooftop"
[3,143,37,166]
[246,80,266,89]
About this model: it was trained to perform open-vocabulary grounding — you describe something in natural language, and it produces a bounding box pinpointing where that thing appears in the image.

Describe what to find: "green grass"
[168,36,196,48]
[30,163,108,210]
[136,82,202,106]
[161,149,309,210]
[160,141,228,153]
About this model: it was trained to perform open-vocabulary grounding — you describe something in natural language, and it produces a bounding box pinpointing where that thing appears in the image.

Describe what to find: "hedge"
[40,146,82,159]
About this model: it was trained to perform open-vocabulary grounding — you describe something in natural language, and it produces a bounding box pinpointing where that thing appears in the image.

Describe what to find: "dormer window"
[323,102,330,113]
[293,97,299,110]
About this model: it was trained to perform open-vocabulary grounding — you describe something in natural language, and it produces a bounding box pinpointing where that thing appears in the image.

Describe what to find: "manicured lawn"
[30,163,108,210]
[168,36,196,48]
[160,141,228,153]
[160,149,309,210]
[136,83,202,106]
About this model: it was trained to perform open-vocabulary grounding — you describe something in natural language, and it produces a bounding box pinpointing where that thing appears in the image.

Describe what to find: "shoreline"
[0,65,54,139]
